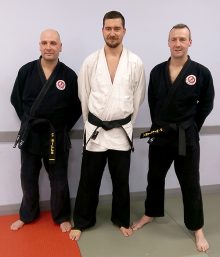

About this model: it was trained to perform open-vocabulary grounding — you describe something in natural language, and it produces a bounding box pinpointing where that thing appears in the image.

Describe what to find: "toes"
[60,222,71,232]
[120,227,133,237]
[10,220,24,231]
[69,229,82,241]
[131,224,140,231]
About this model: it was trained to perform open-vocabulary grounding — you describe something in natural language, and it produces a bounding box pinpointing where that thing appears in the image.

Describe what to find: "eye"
[50,41,57,46]
[114,27,121,32]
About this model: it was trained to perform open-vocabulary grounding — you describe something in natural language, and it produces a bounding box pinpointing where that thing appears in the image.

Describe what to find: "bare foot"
[10,219,25,231]
[60,221,71,232]
[131,215,153,231]
[69,229,82,241]
[120,226,133,237]
[195,228,209,252]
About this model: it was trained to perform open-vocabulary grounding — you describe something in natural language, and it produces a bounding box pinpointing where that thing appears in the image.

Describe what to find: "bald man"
[10,29,81,232]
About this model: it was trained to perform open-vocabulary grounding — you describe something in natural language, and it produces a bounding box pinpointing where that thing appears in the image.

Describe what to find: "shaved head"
[40,29,61,43]
[39,28,62,63]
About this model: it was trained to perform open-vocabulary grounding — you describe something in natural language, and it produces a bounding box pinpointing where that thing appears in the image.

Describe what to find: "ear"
[189,39,192,47]
[168,39,171,48]
[60,43,62,52]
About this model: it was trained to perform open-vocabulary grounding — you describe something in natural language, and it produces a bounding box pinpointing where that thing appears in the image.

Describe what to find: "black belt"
[84,112,134,151]
[14,118,56,164]
[165,123,186,156]
[169,119,194,156]
[140,118,194,156]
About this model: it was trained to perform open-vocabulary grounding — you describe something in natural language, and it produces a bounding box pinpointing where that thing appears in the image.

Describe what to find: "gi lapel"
[14,59,61,164]
[160,57,192,119]
[30,59,61,115]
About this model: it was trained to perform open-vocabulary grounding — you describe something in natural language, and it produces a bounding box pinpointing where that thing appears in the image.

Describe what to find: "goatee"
[105,42,120,48]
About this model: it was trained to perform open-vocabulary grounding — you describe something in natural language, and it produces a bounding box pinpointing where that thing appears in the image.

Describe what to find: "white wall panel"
[0,0,219,207]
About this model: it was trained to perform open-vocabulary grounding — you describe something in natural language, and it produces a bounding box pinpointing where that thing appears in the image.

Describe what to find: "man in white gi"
[69,10,146,240]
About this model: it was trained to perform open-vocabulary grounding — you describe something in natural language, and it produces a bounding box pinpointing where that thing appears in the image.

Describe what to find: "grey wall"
[0,0,220,206]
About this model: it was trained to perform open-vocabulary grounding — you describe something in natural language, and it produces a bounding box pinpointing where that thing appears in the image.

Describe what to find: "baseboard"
[1,184,219,216]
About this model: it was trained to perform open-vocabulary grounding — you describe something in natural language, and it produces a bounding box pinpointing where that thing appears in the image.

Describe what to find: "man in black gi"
[10,29,81,232]
[132,24,214,252]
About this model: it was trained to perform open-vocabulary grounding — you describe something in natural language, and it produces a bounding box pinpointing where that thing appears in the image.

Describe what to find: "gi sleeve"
[67,74,82,130]
[131,61,146,124]
[148,69,157,124]
[195,68,215,131]
[10,67,26,121]
[78,60,92,124]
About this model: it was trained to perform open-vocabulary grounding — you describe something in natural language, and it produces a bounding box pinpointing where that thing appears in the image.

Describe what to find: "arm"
[131,62,146,124]
[10,68,26,121]
[78,60,92,124]
[66,74,82,130]
[195,68,215,131]
[148,70,157,124]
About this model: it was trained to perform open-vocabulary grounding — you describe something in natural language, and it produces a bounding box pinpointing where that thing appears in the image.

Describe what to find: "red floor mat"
[0,211,81,257]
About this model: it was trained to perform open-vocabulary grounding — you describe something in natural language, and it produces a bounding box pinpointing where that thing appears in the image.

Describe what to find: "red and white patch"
[56,80,66,90]
[185,75,196,86]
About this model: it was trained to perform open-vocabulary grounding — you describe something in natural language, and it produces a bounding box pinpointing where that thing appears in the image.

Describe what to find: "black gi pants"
[19,150,71,224]
[73,149,131,230]
[145,141,204,231]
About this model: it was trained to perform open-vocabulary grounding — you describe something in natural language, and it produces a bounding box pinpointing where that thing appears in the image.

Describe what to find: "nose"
[175,40,181,46]
[109,29,116,36]
[45,43,52,50]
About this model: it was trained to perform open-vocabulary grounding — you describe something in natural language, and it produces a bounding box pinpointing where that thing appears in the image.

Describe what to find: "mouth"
[108,36,118,40]
[174,49,182,53]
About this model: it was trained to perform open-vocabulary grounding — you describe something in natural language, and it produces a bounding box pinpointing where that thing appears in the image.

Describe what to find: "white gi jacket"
[78,47,146,151]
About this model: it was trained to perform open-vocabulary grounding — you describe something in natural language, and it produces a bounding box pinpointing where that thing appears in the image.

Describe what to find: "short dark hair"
[103,11,125,28]
[170,23,191,40]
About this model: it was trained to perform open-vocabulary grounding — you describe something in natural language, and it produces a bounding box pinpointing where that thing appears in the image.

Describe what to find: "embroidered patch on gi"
[56,80,66,90]
[185,75,196,86]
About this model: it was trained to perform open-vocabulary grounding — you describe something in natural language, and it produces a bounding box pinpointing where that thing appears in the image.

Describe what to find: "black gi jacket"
[148,57,215,148]
[11,58,82,155]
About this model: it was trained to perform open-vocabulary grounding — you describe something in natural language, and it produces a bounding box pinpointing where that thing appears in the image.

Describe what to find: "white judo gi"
[78,47,146,151]
[73,46,146,230]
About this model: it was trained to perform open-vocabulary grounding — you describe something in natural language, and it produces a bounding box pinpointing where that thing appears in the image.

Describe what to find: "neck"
[170,55,188,67]
[104,44,123,57]
[40,58,58,70]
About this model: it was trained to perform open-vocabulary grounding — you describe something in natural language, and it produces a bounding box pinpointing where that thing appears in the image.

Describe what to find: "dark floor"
[77,189,220,257]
